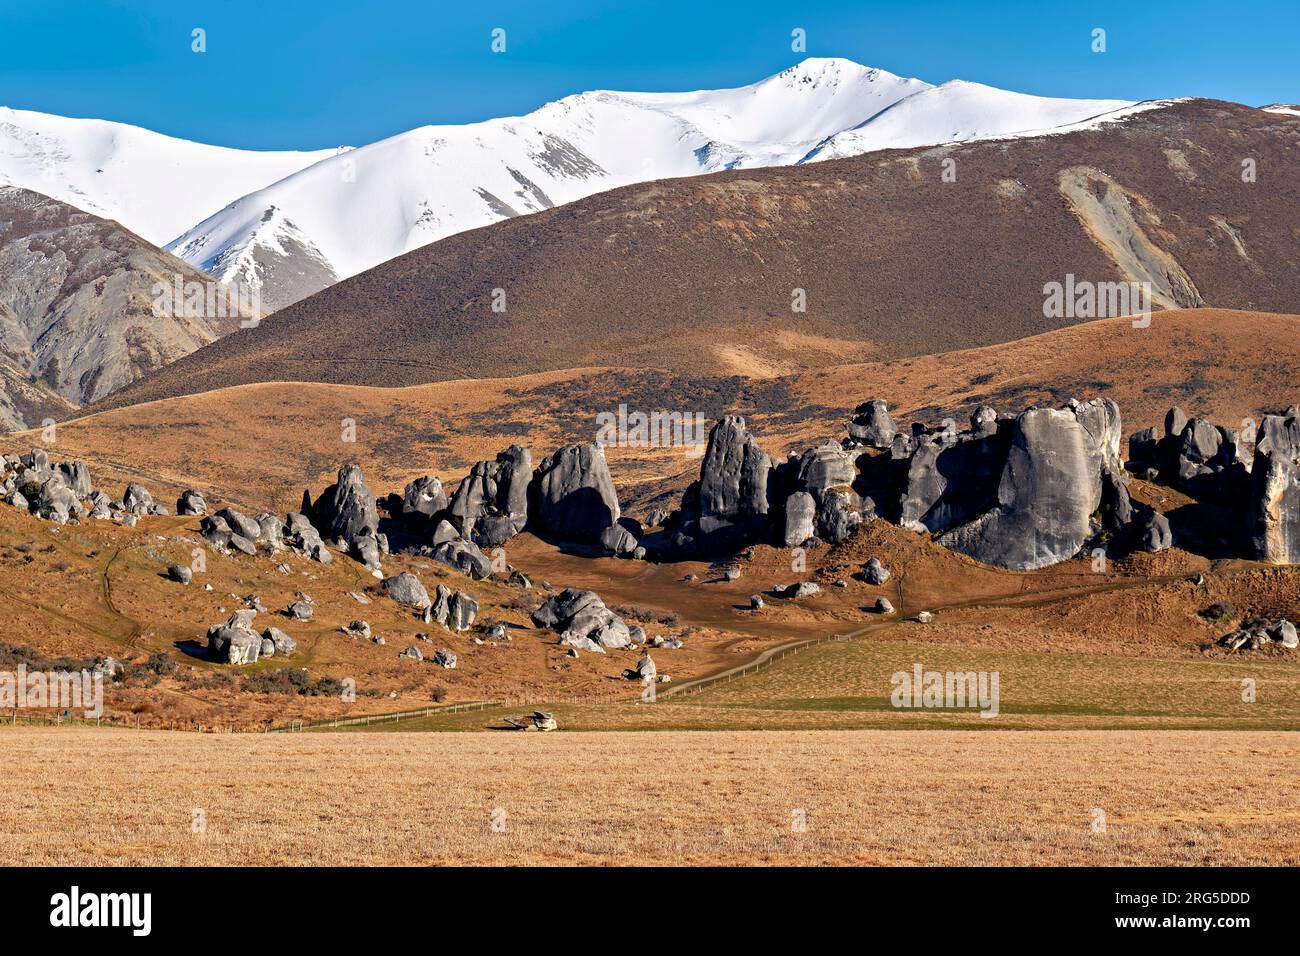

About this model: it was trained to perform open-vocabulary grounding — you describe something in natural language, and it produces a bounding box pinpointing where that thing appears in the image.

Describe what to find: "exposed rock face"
[311,463,378,546]
[1130,406,1248,494]
[1073,398,1123,471]
[531,444,620,543]
[448,445,531,547]
[58,461,92,498]
[382,572,431,608]
[781,491,816,546]
[206,610,262,664]
[697,416,771,542]
[785,439,870,543]
[898,427,1008,534]
[400,476,447,519]
[848,399,897,448]
[1248,408,1300,563]
[938,407,1106,571]
[0,186,250,425]
[177,490,207,516]
[531,588,632,649]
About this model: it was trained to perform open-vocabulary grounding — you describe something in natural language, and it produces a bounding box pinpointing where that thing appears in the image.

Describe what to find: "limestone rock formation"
[696,416,771,542]
[530,443,620,543]
[310,463,379,547]
[448,445,531,547]
[382,571,431,608]
[531,588,633,649]
[177,490,208,516]
[1248,408,1300,563]
[399,476,447,519]
[848,399,897,448]
[937,407,1105,571]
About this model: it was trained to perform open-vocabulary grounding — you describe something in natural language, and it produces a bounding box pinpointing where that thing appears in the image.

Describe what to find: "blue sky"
[1,0,1296,150]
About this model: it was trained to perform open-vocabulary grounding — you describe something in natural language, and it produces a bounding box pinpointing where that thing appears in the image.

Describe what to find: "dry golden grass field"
[1,727,1295,866]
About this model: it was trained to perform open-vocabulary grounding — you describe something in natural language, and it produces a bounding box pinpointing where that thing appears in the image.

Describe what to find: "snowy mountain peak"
[0,106,337,246]
[1,59,1157,314]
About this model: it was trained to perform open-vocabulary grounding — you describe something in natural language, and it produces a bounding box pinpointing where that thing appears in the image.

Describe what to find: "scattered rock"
[176,489,207,516]
[863,558,890,585]
[382,571,431,608]
[531,588,632,648]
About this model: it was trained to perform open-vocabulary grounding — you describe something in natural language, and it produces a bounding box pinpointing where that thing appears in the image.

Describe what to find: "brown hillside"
[15,308,1299,518]
[95,100,1300,411]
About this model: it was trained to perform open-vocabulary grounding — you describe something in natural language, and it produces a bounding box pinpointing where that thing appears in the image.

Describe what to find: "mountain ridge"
[94,99,1300,414]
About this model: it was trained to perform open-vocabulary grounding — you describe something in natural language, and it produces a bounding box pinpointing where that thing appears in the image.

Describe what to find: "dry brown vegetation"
[10,309,1298,519]
[2,727,1294,866]
[94,101,1300,408]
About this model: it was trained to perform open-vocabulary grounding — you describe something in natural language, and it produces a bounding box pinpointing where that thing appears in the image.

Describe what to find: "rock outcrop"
[1248,407,1300,563]
[531,588,633,649]
[206,610,263,664]
[936,406,1108,571]
[848,399,897,448]
[530,444,621,544]
[310,463,379,547]
[382,572,430,608]
[399,475,447,519]
[448,445,531,547]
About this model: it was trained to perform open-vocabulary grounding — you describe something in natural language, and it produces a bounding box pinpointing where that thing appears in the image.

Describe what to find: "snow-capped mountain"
[802,79,1138,161]
[0,106,337,246]
[2,59,1150,314]
[165,58,1144,311]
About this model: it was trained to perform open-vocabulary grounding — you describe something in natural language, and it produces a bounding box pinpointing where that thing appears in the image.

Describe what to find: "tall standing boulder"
[448,445,531,547]
[530,444,620,543]
[695,416,771,544]
[1248,409,1300,563]
[937,407,1105,570]
[311,463,379,546]
[781,491,816,547]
